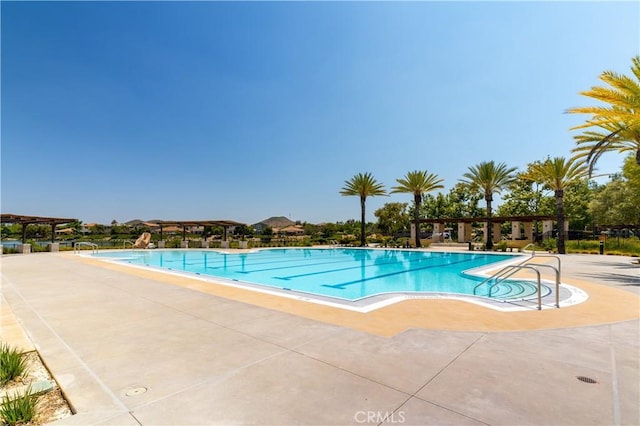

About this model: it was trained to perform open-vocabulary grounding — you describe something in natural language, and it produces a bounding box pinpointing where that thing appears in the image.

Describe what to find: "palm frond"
[340,172,387,198]
[523,157,588,191]
[568,55,640,169]
[391,170,444,196]
[459,161,517,196]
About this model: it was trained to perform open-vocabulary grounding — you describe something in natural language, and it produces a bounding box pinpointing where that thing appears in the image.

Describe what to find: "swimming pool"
[91,248,538,301]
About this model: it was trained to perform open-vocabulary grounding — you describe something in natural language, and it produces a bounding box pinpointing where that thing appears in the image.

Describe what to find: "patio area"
[1,251,638,425]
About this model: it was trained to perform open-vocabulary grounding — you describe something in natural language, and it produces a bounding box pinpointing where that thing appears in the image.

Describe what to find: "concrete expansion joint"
[609,325,621,426]
[128,410,143,426]
[1,274,129,413]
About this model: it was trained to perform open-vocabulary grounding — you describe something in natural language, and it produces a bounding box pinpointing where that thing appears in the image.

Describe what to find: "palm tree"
[567,55,640,175]
[391,170,444,248]
[340,172,387,247]
[523,157,588,254]
[460,161,517,249]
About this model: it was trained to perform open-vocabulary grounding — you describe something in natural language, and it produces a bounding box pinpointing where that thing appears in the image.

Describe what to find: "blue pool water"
[92,248,527,301]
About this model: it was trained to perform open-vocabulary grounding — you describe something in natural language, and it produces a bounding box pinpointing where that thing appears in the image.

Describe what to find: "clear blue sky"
[2,1,638,226]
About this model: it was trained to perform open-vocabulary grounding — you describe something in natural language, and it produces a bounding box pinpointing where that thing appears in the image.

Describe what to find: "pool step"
[483,279,550,301]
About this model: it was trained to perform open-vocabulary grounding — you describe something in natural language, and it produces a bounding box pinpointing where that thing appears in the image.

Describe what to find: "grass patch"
[566,238,640,256]
[0,386,41,426]
[0,343,28,386]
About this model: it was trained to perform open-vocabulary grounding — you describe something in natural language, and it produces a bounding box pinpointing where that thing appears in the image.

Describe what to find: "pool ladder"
[473,250,561,310]
[74,242,98,254]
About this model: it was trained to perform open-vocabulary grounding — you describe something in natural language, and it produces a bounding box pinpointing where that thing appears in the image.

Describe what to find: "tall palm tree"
[391,170,444,248]
[567,55,640,175]
[460,161,517,249]
[340,172,387,247]
[523,157,588,254]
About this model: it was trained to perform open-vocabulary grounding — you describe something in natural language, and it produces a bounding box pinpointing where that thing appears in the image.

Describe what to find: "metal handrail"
[473,254,533,294]
[487,265,543,310]
[473,251,562,309]
[123,241,135,249]
[74,242,98,254]
[528,254,561,279]
[524,263,561,308]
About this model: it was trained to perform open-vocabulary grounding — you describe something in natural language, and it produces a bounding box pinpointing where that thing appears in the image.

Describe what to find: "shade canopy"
[153,219,246,241]
[1,213,78,226]
[1,213,79,243]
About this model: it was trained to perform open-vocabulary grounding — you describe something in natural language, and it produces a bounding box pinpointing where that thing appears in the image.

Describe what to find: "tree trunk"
[360,196,366,247]
[414,193,421,248]
[556,189,565,254]
[485,193,493,250]
[636,148,640,166]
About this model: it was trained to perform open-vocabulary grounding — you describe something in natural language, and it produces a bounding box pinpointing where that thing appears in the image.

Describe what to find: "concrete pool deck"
[1,251,638,425]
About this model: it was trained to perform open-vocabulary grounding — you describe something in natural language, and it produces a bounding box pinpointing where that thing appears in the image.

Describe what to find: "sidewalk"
[1,297,35,353]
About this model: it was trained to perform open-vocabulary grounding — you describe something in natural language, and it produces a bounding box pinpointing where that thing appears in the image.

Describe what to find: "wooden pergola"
[418,215,558,243]
[153,220,245,241]
[419,215,557,224]
[1,213,78,243]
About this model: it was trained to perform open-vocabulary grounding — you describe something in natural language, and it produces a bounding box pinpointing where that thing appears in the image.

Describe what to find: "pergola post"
[457,222,472,243]
[179,225,187,248]
[432,222,443,243]
[524,222,534,241]
[543,220,554,239]
[511,221,521,240]
[492,222,502,243]
[48,223,59,252]
[482,222,489,245]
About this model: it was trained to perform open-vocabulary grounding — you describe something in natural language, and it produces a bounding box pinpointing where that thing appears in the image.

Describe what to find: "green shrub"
[165,237,182,248]
[0,386,41,426]
[24,240,47,253]
[567,240,600,252]
[495,241,508,252]
[541,238,557,252]
[0,343,28,386]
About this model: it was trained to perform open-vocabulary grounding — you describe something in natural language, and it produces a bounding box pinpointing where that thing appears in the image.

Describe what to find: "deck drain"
[124,386,148,396]
[576,376,598,384]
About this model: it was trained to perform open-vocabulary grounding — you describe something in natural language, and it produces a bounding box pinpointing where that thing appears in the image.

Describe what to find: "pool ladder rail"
[73,242,98,254]
[473,247,561,310]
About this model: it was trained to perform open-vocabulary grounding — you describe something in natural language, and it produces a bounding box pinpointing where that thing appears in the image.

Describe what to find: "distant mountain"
[124,219,145,226]
[254,216,295,228]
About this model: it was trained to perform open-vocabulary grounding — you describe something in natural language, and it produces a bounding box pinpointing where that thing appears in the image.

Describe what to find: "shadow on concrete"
[576,272,640,286]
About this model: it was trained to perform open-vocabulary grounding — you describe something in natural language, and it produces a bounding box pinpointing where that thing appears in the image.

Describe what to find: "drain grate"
[124,386,148,396]
[576,376,598,384]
